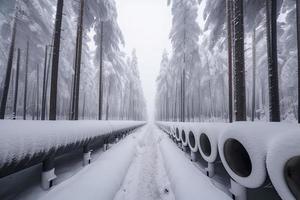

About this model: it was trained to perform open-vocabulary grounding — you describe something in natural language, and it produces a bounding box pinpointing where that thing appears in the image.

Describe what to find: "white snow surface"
[39,125,145,200]
[159,127,231,200]
[218,122,300,188]
[266,131,300,200]
[0,120,144,168]
[114,124,175,200]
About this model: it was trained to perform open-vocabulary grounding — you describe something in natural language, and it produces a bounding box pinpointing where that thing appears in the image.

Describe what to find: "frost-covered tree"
[0,0,146,121]
[168,0,200,122]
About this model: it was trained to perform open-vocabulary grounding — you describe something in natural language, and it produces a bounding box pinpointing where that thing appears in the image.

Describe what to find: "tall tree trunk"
[72,0,84,120]
[181,69,186,122]
[32,84,36,120]
[251,27,257,121]
[105,78,112,120]
[98,21,104,120]
[226,0,233,123]
[266,0,280,122]
[41,45,48,120]
[49,0,64,120]
[0,13,18,119]
[296,0,300,123]
[13,49,21,120]
[36,64,40,120]
[166,89,169,121]
[174,77,178,121]
[82,92,86,119]
[69,74,74,120]
[23,41,29,120]
[233,0,246,121]
[44,45,52,120]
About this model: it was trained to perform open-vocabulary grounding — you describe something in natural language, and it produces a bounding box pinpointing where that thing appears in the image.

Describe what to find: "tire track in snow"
[114,124,175,200]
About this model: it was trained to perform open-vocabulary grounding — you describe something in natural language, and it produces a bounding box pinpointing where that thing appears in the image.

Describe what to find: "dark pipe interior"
[189,131,196,148]
[200,133,211,157]
[181,130,186,142]
[224,139,252,177]
[176,128,179,138]
[284,156,300,199]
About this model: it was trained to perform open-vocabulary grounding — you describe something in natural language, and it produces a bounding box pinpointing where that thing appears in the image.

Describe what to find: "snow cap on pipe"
[218,122,298,188]
[197,123,228,163]
[266,131,300,200]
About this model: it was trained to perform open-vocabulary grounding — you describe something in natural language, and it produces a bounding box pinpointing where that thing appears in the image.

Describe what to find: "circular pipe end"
[181,130,186,143]
[176,128,179,139]
[224,139,252,177]
[284,156,300,198]
[189,131,196,148]
[200,133,211,157]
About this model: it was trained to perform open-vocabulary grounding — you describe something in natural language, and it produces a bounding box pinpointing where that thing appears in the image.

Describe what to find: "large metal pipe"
[187,130,198,152]
[266,132,300,200]
[218,122,298,188]
[197,123,227,163]
[0,121,144,179]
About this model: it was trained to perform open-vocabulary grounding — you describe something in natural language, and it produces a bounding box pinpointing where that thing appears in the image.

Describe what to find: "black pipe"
[224,139,252,177]
[284,156,300,199]
[200,133,211,156]
[176,128,180,139]
[0,125,143,179]
[188,131,196,148]
[181,130,186,143]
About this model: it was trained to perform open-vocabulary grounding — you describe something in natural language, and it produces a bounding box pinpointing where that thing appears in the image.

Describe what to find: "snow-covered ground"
[114,124,175,200]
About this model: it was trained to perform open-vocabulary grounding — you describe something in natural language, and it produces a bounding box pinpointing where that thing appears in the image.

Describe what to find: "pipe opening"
[176,128,179,138]
[200,133,211,156]
[181,130,186,142]
[224,139,252,177]
[189,131,196,148]
[284,156,300,198]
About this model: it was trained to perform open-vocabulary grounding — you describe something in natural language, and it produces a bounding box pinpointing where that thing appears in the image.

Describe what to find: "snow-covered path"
[114,124,175,200]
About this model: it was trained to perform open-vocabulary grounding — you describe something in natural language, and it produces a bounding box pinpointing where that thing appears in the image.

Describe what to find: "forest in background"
[156,0,299,122]
[0,0,147,121]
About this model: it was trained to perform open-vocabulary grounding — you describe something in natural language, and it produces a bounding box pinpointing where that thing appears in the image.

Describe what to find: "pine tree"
[41,45,48,120]
[49,0,64,120]
[98,21,104,120]
[226,0,233,123]
[296,0,300,123]
[266,0,280,122]
[13,49,21,120]
[233,0,246,121]
[23,41,29,120]
[0,12,18,119]
[36,64,40,120]
[72,0,84,120]
[251,27,257,121]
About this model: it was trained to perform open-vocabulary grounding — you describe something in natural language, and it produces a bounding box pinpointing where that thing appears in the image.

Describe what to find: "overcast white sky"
[116,0,172,120]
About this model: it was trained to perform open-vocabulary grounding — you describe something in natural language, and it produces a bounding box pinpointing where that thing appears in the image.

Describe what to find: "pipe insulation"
[218,122,299,188]
[266,131,300,200]
[197,123,228,163]
[0,120,145,178]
